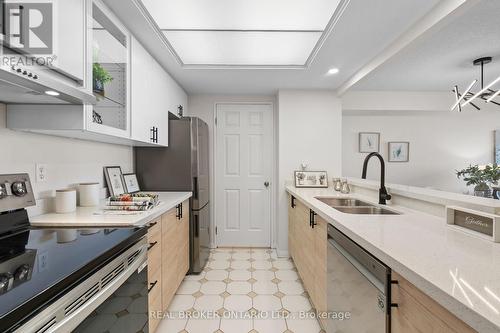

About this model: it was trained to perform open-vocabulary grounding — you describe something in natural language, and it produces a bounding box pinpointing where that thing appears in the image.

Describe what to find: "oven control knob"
[11,182,27,197]
[0,274,12,293]
[0,184,7,199]
[15,265,30,281]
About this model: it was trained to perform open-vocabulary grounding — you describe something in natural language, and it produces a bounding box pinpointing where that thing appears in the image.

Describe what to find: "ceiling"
[126,0,439,95]
[353,0,500,92]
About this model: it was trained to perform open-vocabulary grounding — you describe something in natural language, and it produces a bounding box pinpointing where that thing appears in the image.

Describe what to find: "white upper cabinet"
[52,0,87,83]
[86,0,131,139]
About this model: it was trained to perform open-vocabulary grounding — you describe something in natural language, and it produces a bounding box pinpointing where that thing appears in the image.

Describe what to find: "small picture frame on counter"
[359,132,380,153]
[103,166,125,197]
[446,206,500,242]
[388,142,410,162]
[123,173,140,193]
[294,171,328,188]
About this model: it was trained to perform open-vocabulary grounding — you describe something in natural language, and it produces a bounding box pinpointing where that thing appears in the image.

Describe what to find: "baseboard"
[277,249,289,258]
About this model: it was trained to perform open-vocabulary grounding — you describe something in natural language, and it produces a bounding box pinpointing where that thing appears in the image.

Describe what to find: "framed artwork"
[495,130,500,164]
[294,171,328,188]
[359,132,380,153]
[123,173,140,193]
[388,142,410,162]
[104,166,125,196]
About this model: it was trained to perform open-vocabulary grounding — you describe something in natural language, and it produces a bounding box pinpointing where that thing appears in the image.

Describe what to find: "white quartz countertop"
[286,185,500,333]
[29,192,192,227]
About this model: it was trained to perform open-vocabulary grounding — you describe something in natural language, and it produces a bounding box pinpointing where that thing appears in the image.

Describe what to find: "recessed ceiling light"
[327,68,339,75]
[44,90,60,96]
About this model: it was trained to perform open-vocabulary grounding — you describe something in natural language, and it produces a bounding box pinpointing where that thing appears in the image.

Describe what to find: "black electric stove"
[0,174,146,333]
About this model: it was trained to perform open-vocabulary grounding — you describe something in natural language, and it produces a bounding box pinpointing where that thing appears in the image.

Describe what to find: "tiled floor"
[156,248,323,333]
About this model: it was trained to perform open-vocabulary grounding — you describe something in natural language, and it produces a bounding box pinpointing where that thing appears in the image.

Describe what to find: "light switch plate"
[36,163,47,182]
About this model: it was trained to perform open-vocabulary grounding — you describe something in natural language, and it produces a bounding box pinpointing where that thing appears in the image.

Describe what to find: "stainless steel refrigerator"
[134,117,210,274]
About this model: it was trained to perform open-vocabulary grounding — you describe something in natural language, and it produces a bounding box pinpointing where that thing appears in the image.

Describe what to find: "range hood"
[0,61,96,105]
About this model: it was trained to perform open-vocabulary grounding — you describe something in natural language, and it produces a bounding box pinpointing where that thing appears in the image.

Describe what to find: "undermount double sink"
[315,197,400,215]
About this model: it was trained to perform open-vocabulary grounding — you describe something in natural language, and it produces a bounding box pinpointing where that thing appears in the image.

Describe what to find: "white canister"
[78,183,100,207]
[55,189,77,213]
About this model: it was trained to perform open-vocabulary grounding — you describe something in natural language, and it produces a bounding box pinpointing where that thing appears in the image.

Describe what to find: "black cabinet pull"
[147,221,158,229]
[180,203,183,219]
[150,127,155,142]
[154,127,158,143]
[148,241,158,251]
[176,204,181,220]
[291,196,296,208]
[148,280,158,293]
[310,209,317,228]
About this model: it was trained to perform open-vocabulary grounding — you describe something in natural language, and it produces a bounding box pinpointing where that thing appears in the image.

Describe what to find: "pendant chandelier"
[451,57,500,111]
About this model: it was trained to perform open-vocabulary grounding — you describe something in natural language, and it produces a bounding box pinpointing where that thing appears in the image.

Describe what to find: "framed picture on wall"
[104,166,126,197]
[294,171,328,188]
[359,132,380,153]
[388,142,410,162]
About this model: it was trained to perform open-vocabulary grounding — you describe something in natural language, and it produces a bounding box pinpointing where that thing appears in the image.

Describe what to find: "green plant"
[456,164,500,189]
[93,63,113,84]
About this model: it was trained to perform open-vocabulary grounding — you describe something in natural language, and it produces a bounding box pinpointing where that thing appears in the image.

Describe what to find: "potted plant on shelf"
[93,63,113,97]
[456,164,500,198]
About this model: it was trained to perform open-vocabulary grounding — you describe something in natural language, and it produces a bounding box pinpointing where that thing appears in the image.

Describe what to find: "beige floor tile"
[278,281,304,295]
[156,318,187,333]
[220,318,253,333]
[209,260,231,270]
[224,295,252,312]
[200,281,227,295]
[184,272,206,281]
[254,318,287,333]
[232,252,252,260]
[229,269,252,281]
[185,318,220,333]
[194,295,224,311]
[275,270,299,281]
[282,296,312,312]
[253,281,278,295]
[252,260,272,270]
[272,260,295,270]
[205,270,229,281]
[231,260,251,270]
[286,318,322,333]
[176,281,201,295]
[227,281,252,295]
[167,295,196,312]
[252,270,275,281]
[253,295,282,312]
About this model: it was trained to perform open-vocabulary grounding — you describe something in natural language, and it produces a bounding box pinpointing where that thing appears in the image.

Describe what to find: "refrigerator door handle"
[194,214,199,237]
[193,177,199,199]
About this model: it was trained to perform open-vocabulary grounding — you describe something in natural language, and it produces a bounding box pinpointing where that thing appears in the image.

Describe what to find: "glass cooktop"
[0,223,146,332]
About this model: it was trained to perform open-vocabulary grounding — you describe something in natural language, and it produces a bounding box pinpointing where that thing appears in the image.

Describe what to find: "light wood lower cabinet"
[147,200,190,333]
[391,272,477,333]
[288,194,327,328]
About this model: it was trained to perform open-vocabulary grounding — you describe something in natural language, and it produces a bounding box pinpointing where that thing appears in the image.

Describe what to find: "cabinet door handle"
[148,241,158,251]
[291,196,296,208]
[176,204,181,219]
[310,210,317,228]
[147,221,158,229]
[150,127,155,142]
[154,127,158,143]
[148,280,158,293]
[180,203,183,219]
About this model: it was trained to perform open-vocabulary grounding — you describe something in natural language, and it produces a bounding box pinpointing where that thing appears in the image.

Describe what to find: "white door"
[216,103,273,247]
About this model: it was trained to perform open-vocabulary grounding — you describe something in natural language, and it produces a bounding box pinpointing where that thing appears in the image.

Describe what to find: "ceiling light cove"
[142,0,346,67]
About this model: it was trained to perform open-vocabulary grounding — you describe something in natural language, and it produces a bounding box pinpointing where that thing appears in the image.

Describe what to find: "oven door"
[73,263,149,333]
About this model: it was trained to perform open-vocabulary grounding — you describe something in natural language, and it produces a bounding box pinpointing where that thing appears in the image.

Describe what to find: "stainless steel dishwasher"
[327,224,391,333]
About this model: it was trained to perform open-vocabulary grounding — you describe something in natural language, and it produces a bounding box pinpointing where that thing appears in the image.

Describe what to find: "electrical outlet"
[36,164,47,182]
[38,251,49,272]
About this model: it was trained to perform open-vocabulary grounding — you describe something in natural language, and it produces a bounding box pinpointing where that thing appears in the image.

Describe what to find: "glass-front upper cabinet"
[87,1,130,138]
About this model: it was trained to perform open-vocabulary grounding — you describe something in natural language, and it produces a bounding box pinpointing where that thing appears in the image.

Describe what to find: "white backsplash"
[0,104,133,216]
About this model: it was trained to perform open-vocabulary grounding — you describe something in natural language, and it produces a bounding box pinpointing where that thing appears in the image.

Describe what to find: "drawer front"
[148,240,162,278]
[148,219,161,242]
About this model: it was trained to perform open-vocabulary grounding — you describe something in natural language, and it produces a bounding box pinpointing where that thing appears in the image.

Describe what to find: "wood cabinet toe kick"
[146,199,190,333]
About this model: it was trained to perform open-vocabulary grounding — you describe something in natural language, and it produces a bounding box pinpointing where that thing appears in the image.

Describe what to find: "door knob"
[264,181,270,188]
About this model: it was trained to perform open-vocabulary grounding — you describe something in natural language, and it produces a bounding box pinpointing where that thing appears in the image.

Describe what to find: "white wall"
[278,90,342,256]
[0,104,133,216]
[187,95,277,249]
[342,111,499,193]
